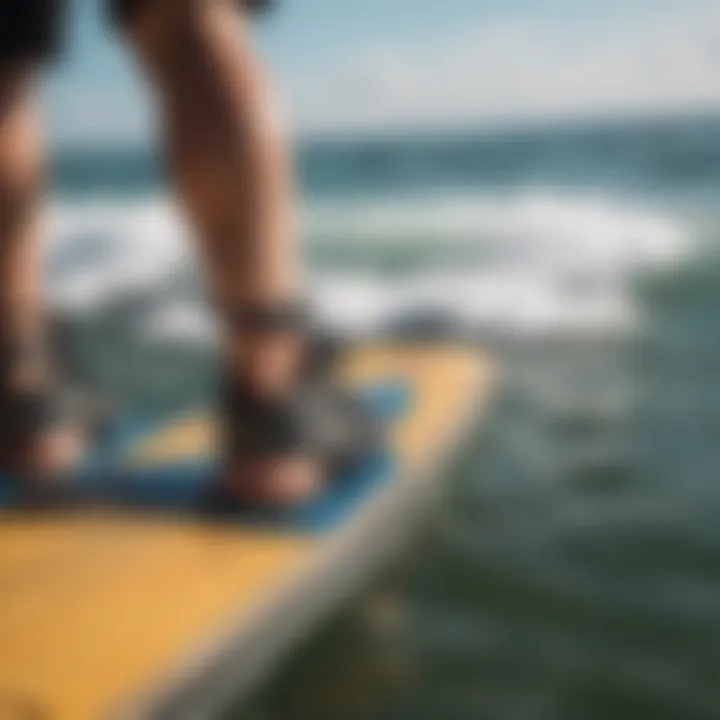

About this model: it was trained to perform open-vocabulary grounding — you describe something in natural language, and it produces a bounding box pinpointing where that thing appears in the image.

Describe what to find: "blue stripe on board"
[0,381,412,534]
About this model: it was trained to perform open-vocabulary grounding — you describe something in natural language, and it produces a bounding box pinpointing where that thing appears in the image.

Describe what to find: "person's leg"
[0,65,44,370]
[0,4,82,479]
[122,0,319,504]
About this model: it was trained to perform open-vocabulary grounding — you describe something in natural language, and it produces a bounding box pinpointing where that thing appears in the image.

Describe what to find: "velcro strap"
[221,381,306,456]
[220,375,380,476]
[0,391,56,445]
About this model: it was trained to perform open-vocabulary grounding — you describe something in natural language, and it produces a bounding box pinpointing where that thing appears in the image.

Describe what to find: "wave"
[45,189,692,340]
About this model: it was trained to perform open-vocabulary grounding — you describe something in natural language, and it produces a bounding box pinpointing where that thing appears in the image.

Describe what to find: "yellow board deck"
[0,345,496,720]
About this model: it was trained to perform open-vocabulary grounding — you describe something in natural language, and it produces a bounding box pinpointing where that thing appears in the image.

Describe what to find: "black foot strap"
[219,301,381,478]
[0,334,115,468]
[221,378,380,477]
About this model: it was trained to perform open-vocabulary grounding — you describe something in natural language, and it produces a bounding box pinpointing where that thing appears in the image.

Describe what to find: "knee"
[119,0,240,74]
[118,0,236,44]
[0,70,42,198]
[113,0,267,30]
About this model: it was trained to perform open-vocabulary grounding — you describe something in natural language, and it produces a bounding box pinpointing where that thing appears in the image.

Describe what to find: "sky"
[46,0,720,147]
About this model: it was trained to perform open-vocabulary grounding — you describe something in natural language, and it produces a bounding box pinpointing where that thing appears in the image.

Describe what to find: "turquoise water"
[49,115,720,719]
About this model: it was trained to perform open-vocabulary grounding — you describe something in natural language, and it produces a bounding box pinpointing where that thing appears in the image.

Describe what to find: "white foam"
[44,190,691,340]
[45,199,193,312]
[141,301,217,344]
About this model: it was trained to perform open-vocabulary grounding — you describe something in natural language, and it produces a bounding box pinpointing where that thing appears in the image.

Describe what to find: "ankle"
[225,331,305,399]
[219,298,308,397]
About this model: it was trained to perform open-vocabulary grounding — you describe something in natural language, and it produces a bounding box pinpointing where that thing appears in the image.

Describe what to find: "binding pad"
[0,382,410,533]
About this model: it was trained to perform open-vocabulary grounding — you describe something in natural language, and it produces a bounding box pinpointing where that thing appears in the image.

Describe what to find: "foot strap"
[219,300,380,476]
[221,377,381,477]
[0,335,113,455]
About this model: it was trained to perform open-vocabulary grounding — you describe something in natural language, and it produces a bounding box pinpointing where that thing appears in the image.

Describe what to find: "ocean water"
[49,114,720,719]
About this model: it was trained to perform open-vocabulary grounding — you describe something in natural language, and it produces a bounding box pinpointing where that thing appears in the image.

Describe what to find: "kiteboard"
[0,344,495,719]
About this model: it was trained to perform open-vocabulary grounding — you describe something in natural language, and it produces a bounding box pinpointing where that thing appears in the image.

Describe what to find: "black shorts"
[0,1,65,62]
[0,0,271,63]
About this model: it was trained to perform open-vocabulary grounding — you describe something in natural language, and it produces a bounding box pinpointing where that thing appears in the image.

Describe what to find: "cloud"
[47,3,720,144]
[279,7,720,133]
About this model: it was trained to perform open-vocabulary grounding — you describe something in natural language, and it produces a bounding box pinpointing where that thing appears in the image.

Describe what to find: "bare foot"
[217,328,330,508]
[219,455,322,508]
[1,424,86,487]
